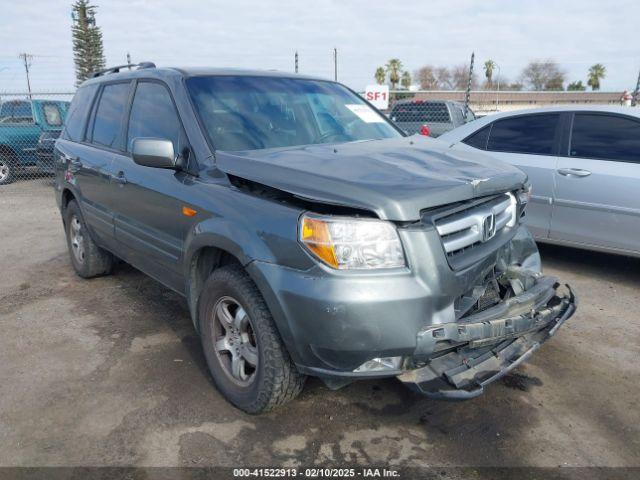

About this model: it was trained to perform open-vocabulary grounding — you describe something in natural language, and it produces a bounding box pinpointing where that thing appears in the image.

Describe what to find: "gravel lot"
[1,180,638,471]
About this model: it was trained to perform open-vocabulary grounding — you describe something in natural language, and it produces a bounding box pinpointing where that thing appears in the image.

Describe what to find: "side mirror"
[131,138,178,169]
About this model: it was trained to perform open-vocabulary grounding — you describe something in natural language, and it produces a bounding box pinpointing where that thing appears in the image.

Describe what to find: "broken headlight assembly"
[517,184,532,216]
[299,213,406,270]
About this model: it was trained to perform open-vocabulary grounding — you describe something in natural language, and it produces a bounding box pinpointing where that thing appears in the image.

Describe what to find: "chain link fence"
[0,92,74,192]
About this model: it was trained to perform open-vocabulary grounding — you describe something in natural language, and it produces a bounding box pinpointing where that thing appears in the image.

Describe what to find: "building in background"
[390,90,631,115]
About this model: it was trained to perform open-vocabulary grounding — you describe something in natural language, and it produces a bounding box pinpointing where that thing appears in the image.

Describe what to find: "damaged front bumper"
[397,273,577,399]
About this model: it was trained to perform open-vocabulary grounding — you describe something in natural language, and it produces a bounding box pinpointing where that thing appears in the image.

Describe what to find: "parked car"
[0,99,69,184]
[389,100,475,137]
[54,64,576,413]
[438,106,640,257]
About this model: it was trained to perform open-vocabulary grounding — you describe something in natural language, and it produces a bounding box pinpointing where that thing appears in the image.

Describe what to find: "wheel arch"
[186,243,303,372]
[0,144,18,159]
[186,244,244,331]
[61,187,76,211]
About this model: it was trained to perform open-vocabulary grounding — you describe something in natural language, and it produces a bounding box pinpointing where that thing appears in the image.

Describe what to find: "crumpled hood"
[215,136,527,221]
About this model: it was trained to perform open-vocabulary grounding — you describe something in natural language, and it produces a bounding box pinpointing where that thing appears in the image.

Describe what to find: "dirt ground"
[1,180,638,470]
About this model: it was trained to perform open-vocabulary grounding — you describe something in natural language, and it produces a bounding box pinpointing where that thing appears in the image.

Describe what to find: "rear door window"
[570,113,640,162]
[90,82,131,149]
[487,114,560,155]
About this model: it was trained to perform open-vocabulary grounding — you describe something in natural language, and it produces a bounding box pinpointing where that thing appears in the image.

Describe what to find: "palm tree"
[484,60,496,87]
[385,59,403,90]
[567,80,586,91]
[374,67,386,85]
[587,64,606,91]
[400,71,412,89]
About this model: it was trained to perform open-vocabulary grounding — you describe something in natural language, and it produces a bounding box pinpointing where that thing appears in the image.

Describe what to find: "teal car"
[0,99,69,185]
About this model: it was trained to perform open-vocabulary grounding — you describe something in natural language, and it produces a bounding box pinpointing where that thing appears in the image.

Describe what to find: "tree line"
[374,59,607,92]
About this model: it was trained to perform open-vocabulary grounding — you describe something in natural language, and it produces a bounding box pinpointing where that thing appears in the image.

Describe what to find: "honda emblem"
[482,213,496,242]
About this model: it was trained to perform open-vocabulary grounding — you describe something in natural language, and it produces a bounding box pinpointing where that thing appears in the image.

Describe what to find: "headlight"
[299,213,406,270]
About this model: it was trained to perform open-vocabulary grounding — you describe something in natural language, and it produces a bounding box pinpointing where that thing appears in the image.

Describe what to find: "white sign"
[364,84,389,110]
[345,104,385,123]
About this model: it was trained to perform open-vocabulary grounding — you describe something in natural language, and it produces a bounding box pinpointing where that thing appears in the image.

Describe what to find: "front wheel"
[199,264,306,413]
[0,156,15,185]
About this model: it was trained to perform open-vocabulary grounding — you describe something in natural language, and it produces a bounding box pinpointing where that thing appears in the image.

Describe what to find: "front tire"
[199,264,306,413]
[64,200,113,278]
[0,156,16,186]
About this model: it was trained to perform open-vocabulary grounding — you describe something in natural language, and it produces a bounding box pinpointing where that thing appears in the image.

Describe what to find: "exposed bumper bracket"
[398,282,576,399]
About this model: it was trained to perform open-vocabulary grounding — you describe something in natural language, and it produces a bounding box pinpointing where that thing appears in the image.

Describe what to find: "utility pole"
[19,53,33,100]
[126,52,132,69]
[463,51,475,117]
[294,51,298,73]
[333,48,338,81]
[495,64,501,111]
[632,66,640,107]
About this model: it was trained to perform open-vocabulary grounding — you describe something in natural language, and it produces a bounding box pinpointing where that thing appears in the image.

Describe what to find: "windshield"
[187,76,402,151]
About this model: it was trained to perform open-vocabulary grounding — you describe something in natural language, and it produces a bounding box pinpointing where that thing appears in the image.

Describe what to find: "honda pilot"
[54,63,576,413]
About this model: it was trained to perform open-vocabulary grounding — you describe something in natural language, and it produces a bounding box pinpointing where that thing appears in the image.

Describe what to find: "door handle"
[112,172,127,185]
[557,168,591,178]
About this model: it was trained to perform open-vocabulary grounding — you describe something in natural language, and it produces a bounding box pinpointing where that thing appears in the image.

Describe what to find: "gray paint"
[216,136,527,221]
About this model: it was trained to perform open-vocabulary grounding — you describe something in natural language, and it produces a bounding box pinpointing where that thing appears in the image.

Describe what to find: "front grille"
[434,193,516,257]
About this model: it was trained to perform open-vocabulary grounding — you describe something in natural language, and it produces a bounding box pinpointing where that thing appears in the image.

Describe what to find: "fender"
[183,216,281,273]
[181,215,311,365]
[182,215,281,329]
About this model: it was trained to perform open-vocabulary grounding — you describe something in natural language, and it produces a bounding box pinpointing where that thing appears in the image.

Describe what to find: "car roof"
[81,65,328,87]
[484,104,640,116]
[438,104,640,143]
[393,99,451,106]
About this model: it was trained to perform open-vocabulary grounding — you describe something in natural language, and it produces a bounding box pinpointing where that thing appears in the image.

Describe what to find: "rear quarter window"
[462,125,491,150]
[63,85,98,142]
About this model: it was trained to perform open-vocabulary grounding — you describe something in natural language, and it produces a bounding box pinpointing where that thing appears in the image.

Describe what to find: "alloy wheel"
[212,296,259,386]
[0,161,9,183]
[69,215,85,264]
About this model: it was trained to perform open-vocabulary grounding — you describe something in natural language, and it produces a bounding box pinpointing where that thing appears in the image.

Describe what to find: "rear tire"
[64,200,113,278]
[199,264,306,413]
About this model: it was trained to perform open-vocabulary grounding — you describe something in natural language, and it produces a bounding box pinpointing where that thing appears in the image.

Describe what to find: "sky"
[0,0,639,93]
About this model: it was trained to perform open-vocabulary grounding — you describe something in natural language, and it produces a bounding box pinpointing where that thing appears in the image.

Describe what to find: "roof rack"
[91,62,156,78]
